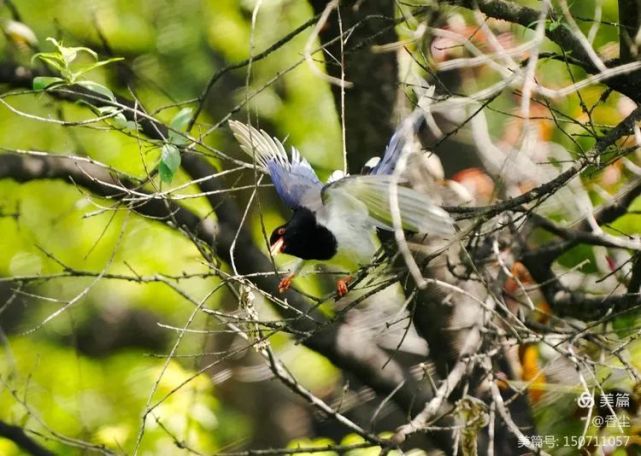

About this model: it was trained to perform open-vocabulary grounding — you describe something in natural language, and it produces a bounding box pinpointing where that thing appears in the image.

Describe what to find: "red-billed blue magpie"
[229,112,454,296]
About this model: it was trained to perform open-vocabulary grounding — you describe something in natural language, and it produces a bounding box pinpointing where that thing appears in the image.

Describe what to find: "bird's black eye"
[277,227,285,236]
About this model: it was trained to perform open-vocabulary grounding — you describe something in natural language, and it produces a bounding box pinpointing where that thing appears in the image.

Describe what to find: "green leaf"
[46,37,97,65]
[161,144,181,173]
[159,162,174,183]
[96,106,120,115]
[32,76,64,90]
[33,38,123,86]
[159,144,181,183]
[170,108,193,131]
[95,107,138,131]
[32,52,66,73]
[111,113,130,130]
[69,46,98,60]
[124,120,140,131]
[168,108,192,146]
[74,57,124,78]
[61,47,78,65]
[76,80,115,101]
[169,135,188,146]
[612,313,639,338]
[169,132,188,146]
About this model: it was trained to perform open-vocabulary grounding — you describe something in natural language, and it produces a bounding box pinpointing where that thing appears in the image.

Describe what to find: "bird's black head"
[269,208,337,261]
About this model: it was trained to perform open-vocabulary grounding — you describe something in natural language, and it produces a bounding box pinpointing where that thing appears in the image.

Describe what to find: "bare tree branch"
[0,420,55,456]
[0,151,437,431]
[447,0,641,101]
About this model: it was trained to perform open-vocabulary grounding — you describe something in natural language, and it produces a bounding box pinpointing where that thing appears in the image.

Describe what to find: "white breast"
[316,190,378,268]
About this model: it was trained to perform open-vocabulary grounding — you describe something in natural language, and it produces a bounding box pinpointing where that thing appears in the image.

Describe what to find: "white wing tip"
[327,169,347,183]
[229,120,286,168]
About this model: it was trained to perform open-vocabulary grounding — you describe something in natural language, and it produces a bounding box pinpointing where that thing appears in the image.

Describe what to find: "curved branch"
[553,292,641,320]
[0,51,451,448]
[0,151,435,426]
[0,420,54,456]
[522,177,641,319]
[447,0,641,101]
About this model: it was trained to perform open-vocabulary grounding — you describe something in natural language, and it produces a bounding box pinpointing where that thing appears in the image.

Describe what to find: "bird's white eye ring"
[277,227,285,236]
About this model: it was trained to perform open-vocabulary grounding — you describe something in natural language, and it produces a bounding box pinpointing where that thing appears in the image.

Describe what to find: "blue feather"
[266,157,322,209]
[370,111,424,176]
[229,120,323,210]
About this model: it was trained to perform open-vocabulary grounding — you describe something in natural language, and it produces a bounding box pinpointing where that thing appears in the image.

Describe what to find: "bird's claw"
[336,276,352,297]
[278,275,294,293]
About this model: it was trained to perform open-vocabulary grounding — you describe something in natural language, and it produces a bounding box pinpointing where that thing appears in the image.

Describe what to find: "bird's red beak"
[270,237,285,256]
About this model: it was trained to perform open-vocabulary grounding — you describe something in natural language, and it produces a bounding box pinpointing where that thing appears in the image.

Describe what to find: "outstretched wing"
[322,175,455,236]
[369,83,440,176]
[229,120,323,210]
[370,111,424,176]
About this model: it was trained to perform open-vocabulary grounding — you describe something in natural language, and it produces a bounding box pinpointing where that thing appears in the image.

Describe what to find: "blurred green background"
[1,0,641,454]
[0,1,346,454]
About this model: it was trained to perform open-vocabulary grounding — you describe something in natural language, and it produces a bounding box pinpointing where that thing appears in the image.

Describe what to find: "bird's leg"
[336,275,353,297]
[278,274,295,293]
[277,260,304,294]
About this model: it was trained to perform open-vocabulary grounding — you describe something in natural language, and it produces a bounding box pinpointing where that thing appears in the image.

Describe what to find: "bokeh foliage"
[2,0,641,454]
[0,1,343,454]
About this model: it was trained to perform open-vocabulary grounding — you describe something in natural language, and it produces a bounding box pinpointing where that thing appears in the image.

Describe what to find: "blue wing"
[370,110,424,176]
[229,120,323,210]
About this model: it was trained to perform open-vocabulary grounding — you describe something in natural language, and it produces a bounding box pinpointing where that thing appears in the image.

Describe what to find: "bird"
[229,115,455,297]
